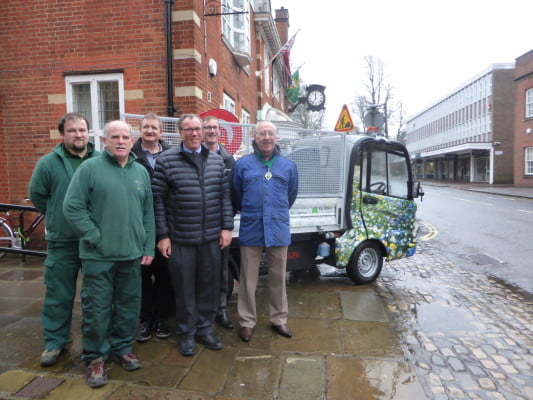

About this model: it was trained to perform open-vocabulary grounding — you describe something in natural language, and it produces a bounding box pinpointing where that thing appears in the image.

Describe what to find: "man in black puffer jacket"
[152,114,234,357]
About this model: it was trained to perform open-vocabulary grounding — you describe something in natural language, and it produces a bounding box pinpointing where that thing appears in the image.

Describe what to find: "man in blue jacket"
[231,120,298,343]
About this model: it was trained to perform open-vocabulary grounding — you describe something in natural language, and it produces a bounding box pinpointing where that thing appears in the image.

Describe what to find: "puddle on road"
[416,302,479,335]
[316,263,347,277]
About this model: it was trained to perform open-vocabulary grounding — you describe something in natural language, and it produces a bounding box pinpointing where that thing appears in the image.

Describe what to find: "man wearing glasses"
[152,114,234,356]
[202,116,235,330]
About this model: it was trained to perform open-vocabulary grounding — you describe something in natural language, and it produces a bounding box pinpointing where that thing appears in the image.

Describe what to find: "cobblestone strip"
[375,241,532,400]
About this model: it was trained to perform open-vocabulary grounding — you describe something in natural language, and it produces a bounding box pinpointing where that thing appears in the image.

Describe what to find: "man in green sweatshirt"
[63,120,155,389]
[29,112,99,368]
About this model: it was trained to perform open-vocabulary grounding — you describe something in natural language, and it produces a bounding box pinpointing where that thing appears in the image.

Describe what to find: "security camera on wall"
[208,59,217,77]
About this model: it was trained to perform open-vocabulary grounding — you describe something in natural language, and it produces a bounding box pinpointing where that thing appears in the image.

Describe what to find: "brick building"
[513,50,533,187]
[406,64,516,184]
[0,0,290,203]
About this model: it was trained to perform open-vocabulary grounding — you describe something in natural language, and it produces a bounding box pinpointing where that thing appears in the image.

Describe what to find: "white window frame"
[526,88,533,118]
[242,108,250,124]
[223,93,236,115]
[525,147,533,175]
[65,73,125,133]
[222,0,250,55]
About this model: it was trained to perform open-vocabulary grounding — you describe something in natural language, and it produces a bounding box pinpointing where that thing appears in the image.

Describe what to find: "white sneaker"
[40,349,61,367]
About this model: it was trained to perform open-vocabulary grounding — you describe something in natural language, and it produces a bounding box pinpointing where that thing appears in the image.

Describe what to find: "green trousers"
[80,259,141,362]
[42,242,81,351]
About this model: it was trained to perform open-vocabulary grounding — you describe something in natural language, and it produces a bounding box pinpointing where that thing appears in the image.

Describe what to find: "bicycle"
[0,202,47,258]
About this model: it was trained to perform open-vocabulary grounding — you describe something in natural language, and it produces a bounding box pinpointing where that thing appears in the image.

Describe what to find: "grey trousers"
[168,240,221,336]
[237,245,288,328]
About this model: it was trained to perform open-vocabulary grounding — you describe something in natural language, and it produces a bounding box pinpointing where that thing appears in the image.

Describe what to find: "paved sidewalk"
[0,254,426,400]
[420,180,533,200]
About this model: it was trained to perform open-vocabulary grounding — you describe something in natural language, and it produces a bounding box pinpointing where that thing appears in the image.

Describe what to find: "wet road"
[416,185,533,293]
[0,237,531,398]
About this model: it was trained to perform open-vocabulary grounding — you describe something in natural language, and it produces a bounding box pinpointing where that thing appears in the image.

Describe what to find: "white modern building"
[406,64,515,184]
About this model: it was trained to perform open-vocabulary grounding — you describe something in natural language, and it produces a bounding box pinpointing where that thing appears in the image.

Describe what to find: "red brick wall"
[0,0,168,203]
[514,50,533,187]
[0,0,288,203]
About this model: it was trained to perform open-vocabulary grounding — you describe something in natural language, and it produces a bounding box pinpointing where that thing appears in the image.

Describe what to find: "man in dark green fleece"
[29,112,99,368]
[63,120,155,389]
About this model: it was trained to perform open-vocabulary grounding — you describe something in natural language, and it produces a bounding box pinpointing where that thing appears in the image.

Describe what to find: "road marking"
[488,195,515,201]
[453,197,493,206]
[419,221,438,241]
[519,209,533,214]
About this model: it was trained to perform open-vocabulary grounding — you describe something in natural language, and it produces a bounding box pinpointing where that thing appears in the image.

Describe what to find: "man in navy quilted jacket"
[152,114,234,357]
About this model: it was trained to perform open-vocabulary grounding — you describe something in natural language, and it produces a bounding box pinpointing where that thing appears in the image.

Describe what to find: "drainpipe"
[165,0,177,116]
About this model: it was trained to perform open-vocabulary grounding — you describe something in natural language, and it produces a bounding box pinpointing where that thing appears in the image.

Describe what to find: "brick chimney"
[275,7,289,45]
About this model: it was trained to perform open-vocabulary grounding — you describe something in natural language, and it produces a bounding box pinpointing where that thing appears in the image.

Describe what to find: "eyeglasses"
[180,127,202,133]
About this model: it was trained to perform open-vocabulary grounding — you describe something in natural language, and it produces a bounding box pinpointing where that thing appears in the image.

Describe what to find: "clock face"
[307,90,325,106]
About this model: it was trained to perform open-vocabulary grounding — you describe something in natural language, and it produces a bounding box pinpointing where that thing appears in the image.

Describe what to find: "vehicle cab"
[285,133,424,284]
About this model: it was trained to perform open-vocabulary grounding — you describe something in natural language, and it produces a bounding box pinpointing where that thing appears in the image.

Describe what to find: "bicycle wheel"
[0,222,14,258]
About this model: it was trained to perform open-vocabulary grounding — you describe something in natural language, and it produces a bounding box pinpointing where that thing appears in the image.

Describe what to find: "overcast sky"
[270,0,532,132]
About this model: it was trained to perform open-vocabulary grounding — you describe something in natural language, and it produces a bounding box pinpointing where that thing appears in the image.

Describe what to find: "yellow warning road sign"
[334,104,355,132]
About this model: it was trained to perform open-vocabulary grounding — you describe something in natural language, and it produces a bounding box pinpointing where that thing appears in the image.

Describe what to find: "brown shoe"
[271,324,292,338]
[238,326,253,342]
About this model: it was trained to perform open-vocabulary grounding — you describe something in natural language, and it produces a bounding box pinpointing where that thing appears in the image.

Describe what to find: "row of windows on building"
[408,96,492,142]
[410,73,494,126]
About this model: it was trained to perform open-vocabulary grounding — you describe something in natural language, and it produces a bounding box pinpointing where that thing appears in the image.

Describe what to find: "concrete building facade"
[513,50,533,187]
[406,64,515,184]
[0,0,290,203]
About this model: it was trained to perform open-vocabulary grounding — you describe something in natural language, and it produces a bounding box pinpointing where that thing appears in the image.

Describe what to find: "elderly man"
[231,120,298,343]
[152,114,233,357]
[132,113,172,343]
[64,120,155,388]
[202,115,235,330]
[29,112,99,367]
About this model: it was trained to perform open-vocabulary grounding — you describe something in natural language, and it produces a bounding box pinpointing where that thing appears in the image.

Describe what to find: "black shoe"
[179,335,196,357]
[271,323,292,338]
[136,321,152,343]
[216,311,234,330]
[196,334,223,351]
[154,321,170,339]
[238,326,253,343]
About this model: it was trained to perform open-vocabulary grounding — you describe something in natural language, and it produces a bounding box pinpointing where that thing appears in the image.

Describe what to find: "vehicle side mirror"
[413,181,424,201]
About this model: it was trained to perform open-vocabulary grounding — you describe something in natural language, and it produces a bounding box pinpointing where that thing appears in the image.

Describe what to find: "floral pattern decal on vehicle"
[336,175,418,267]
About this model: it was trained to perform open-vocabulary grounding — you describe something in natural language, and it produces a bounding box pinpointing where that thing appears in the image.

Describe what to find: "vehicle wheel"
[0,223,14,258]
[346,242,383,284]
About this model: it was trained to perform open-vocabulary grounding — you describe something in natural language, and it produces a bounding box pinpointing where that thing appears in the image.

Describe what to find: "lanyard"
[256,154,276,180]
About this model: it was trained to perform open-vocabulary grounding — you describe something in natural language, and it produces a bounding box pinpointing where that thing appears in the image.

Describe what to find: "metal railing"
[120,114,348,198]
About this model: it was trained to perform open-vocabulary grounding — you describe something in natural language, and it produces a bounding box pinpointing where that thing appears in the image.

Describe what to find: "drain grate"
[464,253,502,265]
[14,376,64,398]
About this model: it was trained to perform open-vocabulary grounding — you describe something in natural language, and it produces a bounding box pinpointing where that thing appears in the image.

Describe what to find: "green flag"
[287,69,300,104]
